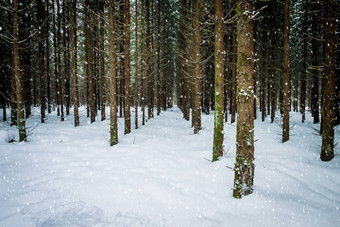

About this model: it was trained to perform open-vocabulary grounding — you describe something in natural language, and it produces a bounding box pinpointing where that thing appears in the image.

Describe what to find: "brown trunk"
[193,0,201,134]
[100,0,105,121]
[141,0,146,125]
[134,0,139,129]
[233,0,255,199]
[282,0,290,143]
[37,0,45,123]
[70,0,79,127]
[63,1,70,116]
[85,0,95,123]
[321,0,335,161]
[124,0,131,134]
[109,0,118,146]
[212,0,224,161]
[46,0,51,114]
[156,0,161,116]
[57,0,64,121]
[52,0,59,117]
[13,0,26,141]
[231,12,237,124]
[261,19,266,122]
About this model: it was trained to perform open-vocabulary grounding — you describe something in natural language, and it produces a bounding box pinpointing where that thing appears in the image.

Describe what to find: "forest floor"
[0,106,339,226]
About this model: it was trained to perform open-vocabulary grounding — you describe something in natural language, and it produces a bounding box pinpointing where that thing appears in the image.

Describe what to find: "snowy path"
[0,107,340,226]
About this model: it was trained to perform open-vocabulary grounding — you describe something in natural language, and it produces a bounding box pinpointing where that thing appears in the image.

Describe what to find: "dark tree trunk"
[321,0,335,161]
[13,0,26,141]
[70,0,79,127]
[282,0,290,143]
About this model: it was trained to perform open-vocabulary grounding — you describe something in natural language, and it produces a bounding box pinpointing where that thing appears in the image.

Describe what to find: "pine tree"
[282,0,290,143]
[70,0,79,127]
[109,0,118,146]
[85,0,95,123]
[321,0,335,161]
[233,0,255,199]
[124,0,131,134]
[13,0,26,142]
[212,0,224,162]
[192,0,201,134]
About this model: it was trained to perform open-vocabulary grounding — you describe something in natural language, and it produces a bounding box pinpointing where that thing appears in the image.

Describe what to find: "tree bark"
[70,0,79,127]
[37,0,45,123]
[100,0,105,121]
[57,0,64,121]
[282,0,290,143]
[124,0,131,134]
[13,0,26,142]
[85,0,95,123]
[212,0,224,161]
[109,0,118,146]
[193,0,201,134]
[233,0,255,199]
[231,11,237,124]
[321,0,335,161]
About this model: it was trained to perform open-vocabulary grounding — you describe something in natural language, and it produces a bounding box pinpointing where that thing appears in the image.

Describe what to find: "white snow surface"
[0,106,339,226]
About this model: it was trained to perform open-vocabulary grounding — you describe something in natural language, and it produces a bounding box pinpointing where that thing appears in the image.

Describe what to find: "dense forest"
[0,0,339,202]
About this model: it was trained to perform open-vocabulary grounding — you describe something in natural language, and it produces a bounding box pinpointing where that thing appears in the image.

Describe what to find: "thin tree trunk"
[85,0,95,123]
[193,0,201,134]
[156,0,161,116]
[146,0,153,120]
[38,0,45,123]
[63,1,70,116]
[135,0,139,129]
[233,0,255,199]
[109,0,118,146]
[124,0,131,134]
[13,0,26,142]
[231,14,237,124]
[261,20,266,122]
[321,0,335,161]
[46,0,51,114]
[141,0,145,125]
[212,0,224,161]
[282,0,290,143]
[71,0,79,127]
[301,12,307,123]
[100,0,105,121]
[57,0,64,121]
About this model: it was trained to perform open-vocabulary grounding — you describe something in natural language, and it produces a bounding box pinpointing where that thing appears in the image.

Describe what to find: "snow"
[0,107,339,226]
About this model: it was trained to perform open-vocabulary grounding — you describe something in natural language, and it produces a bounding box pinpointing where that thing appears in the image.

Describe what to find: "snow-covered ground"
[0,106,339,226]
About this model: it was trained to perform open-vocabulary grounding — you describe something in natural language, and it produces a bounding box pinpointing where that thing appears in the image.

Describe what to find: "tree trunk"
[70,0,79,127]
[231,17,237,124]
[46,0,51,114]
[282,0,290,143]
[212,0,224,161]
[109,0,118,146]
[100,0,105,121]
[37,0,45,123]
[13,0,26,142]
[321,0,335,161]
[193,0,201,134]
[135,0,139,129]
[57,0,64,121]
[124,0,131,134]
[233,0,255,199]
[156,0,161,116]
[85,0,95,123]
